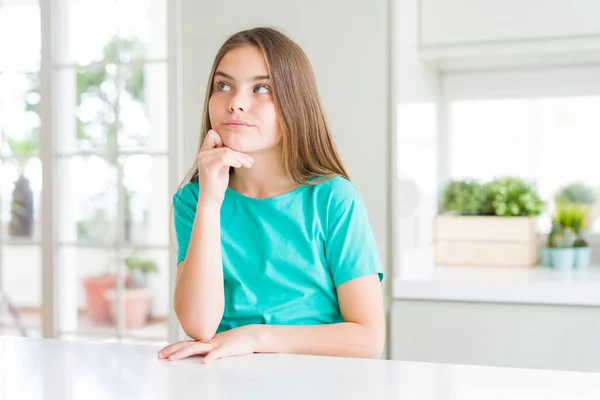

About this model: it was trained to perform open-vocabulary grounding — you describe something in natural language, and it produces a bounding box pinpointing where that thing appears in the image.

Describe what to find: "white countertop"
[394,264,600,306]
[1,337,599,399]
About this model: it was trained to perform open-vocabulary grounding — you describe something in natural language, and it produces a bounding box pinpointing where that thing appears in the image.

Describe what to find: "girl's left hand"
[158,325,263,364]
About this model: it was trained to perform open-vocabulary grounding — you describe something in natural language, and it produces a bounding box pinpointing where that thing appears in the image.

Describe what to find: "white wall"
[179,2,390,288]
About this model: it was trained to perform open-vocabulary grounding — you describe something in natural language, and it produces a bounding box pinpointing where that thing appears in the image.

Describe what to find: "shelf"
[393,264,600,306]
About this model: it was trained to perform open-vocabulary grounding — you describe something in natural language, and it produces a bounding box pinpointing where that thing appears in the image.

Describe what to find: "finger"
[204,150,253,169]
[202,346,229,364]
[198,148,254,168]
[158,340,195,359]
[200,129,224,151]
[168,342,215,361]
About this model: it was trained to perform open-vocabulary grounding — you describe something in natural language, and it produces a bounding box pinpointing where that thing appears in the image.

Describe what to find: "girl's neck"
[228,146,296,199]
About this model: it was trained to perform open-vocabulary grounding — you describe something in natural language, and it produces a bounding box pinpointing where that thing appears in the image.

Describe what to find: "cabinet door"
[420,0,600,47]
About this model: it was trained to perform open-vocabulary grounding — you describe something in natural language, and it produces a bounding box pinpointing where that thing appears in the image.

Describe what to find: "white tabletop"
[1,337,599,399]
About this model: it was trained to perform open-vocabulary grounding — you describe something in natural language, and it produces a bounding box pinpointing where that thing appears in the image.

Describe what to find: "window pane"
[54,66,119,152]
[55,0,119,66]
[116,0,167,61]
[0,72,41,157]
[55,246,119,336]
[56,156,118,244]
[449,96,600,233]
[121,155,169,246]
[0,3,40,71]
[119,248,169,342]
[0,245,42,337]
[54,0,166,66]
[118,64,168,152]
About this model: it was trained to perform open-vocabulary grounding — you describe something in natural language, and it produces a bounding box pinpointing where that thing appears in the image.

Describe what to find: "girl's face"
[208,46,280,154]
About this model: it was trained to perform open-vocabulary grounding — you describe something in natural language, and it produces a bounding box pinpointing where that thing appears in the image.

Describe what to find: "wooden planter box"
[434,215,539,267]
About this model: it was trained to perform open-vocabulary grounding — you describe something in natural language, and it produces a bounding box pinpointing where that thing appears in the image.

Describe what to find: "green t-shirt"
[173,176,384,332]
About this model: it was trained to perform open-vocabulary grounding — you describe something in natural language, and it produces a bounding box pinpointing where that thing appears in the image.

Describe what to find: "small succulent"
[548,226,577,248]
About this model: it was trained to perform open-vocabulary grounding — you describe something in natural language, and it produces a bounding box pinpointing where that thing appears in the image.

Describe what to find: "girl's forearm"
[254,322,385,359]
[174,202,224,341]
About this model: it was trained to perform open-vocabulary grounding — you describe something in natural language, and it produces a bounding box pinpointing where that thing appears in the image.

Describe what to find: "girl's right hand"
[196,129,254,206]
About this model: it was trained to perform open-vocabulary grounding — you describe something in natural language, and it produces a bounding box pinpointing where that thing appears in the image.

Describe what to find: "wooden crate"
[434,215,539,267]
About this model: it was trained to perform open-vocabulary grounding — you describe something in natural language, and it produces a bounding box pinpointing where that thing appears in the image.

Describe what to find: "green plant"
[125,254,158,275]
[485,177,545,217]
[555,203,587,234]
[441,180,488,215]
[555,183,597,205]
[548,226,577,248]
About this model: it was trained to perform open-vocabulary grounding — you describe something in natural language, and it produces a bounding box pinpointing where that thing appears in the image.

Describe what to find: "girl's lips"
[225,119,252,127]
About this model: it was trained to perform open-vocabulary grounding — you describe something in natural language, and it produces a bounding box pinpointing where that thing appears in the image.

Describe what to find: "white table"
[1,337,599,399]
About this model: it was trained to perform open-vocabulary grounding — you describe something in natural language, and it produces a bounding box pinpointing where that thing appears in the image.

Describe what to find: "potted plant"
[435,177,545,267]
[105,253,157,330]
[6,136,37,238]
[547,225,577,269]
[547,202,592,269]
[555,182,598,230]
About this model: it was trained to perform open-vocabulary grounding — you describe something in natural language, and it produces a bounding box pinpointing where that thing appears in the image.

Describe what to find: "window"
[0,0,177,344]
[393,66,600,278]
[449,96,600,233]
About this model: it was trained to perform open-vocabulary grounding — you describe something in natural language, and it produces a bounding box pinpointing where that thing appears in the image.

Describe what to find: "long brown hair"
[178,27,350,190]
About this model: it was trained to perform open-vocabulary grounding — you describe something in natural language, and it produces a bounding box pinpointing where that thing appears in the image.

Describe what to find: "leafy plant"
[441,180,488,215]
[125,254,158,275]
[555,203,587,234]
[553,202,590,248]
[555,183,597,205]
[124,253,157,289]
[485,177,545,217]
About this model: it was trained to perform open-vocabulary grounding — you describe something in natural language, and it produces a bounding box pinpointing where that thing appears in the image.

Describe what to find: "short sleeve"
[173,183,198,265]
[325,191,384,287]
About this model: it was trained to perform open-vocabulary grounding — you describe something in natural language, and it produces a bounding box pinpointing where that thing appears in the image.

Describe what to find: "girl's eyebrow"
[214,71,270,81]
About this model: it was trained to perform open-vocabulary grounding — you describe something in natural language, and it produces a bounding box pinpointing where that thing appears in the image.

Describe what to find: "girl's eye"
[216,82,232,92]
[254,84,270,94]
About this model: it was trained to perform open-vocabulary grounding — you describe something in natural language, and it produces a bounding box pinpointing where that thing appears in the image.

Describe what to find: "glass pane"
[0,245,42,337]
[121,155,169,246]
[55,0,119,66]
[118,64,168,152]
[449,96,600,233]
[0,72,41,158]
[55,246,119,336]
[119,248,169,342]
[0,157,42,243]
[56,156,118,244]
[116,0,167,61]
[55,66,120,152]
[0,3,40,71]
[54,0,166,66]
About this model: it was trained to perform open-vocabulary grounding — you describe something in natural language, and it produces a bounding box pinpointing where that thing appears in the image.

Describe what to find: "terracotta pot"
[82,276,116,325]
[105,288,151,330]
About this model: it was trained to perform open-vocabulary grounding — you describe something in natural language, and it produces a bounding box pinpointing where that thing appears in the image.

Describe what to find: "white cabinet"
[420,0,600,46]
[390,300,600,372]
[419,0,600,59]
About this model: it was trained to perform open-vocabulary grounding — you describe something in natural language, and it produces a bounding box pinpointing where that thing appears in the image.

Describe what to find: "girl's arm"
[255,274,385,358]
[174,130,254,341]
[160,273,384,362]
[174,201,224,342]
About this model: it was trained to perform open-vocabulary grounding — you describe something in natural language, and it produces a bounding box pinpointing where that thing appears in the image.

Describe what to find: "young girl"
[158,27,385,364]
